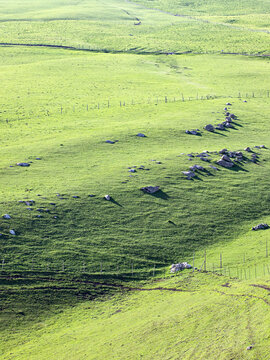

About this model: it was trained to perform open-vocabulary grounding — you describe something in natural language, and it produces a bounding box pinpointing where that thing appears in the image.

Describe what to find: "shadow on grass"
[110,197,123,207]
[227,163,249,172]
[147,190,170,200]
[213,131,227,137]
[233,121,243,127]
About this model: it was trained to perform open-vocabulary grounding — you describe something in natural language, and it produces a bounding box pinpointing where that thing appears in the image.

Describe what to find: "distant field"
[0,0,269,54]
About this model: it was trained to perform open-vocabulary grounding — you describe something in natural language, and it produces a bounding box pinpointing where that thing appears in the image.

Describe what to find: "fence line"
[2,90,270,122]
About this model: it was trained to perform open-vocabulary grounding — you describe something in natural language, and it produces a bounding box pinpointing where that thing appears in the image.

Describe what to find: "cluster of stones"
[252,223,269,231]
[216,148,244,168]
[170,262,192,273]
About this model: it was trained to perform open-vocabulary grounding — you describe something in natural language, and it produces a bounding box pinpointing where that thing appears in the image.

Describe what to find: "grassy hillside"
[0,0,270,359]
[0,0,269,54]
[2,272,270,359]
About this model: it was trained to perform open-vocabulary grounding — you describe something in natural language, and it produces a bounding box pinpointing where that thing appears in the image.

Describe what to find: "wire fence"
[1,238,269,281]
[2,90,270,122]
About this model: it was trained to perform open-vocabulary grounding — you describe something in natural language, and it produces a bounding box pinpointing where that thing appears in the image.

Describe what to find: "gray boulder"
[217,159,234,168]
[170,262,192,273]
[141,186,160,194]
[105,140,115,144]
[252,223,269,231]
[204,124,214,132]
[137,133,146,137]
[16,162,30,167]
[3,214,11,219]
[104,195,111,201]
[9,230,16,235]
[219,149,228,154]
[190,165,205,171]
[221,155,231,162]
[182,171,196,180]
[216,124,225,130]
[244,147,252,152]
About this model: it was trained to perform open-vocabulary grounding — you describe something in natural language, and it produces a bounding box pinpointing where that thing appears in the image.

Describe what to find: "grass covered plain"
[0,0,270,358]
[0,0,269,54]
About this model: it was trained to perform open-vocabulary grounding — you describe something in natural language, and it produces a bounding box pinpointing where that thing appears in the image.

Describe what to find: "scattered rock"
[16,162,30,167]
[36,157,42,160]
[246,346,253,350]
[224,122,233,128]
[141,186,160,194]
[219,149,228,154]
[221,155,231,162]
[217,158,234,168]
[190,165,205,171]
[9,230,16,235]
[244,147,252,152]
[226,102,232,106]
[88,194,95,197]
[72,196,80,198]
[104,195,111,201]
[252,223,269,231]
[136,133,146,137]
[129,169,136,173]
[259,145,266,149]
[170,262,192,273]
[105,140,115,144]
[25,200,35,206]
[3,214,11,219]
[187,154,194,157]
[210,165,218,170]
[182,171,196,180]
[216,124,225,130]
[204,124,215,132]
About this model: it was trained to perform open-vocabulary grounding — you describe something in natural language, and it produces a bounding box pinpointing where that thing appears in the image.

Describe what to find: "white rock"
[9,230,16,235]
[3,214,11,219]
[104,195,111,201]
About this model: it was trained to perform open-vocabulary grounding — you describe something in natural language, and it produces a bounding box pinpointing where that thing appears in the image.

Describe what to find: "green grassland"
[2,273,270,359]
[0,0,270,358]
[0,0,269,54]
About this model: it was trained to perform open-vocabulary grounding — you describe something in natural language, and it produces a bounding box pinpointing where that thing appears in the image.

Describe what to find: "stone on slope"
[16,162,30,167]
[136,133,146,137]
[204,124,214,132]
[141,186,160,194]
[252,223,269,231]
[170,262,192,273]
[217,159,234,168]
[9,230,16,235]
[104,195,111,201]
[182,171,196,180]
[3,214,11,219]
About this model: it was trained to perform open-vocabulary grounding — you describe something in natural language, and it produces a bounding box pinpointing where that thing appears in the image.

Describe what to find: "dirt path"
[0,42,269,58]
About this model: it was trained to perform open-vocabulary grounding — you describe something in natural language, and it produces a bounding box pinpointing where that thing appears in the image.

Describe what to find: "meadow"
[0,0,270,358]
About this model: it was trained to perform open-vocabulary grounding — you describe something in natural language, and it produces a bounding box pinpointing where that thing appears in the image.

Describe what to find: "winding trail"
[0,42,269,58]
